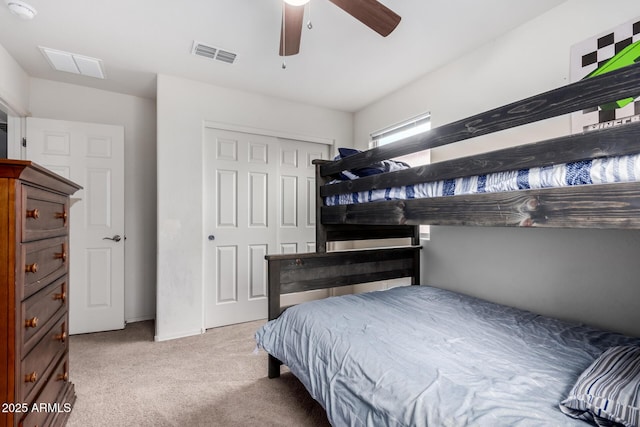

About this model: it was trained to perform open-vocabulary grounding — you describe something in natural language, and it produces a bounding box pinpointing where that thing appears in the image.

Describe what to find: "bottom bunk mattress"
[255,285,640,427]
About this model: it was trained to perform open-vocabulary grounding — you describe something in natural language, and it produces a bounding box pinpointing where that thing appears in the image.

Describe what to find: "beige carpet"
[67,320,330,427]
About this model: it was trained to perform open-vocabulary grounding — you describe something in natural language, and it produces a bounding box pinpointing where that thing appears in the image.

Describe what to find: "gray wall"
[424,227,640,337]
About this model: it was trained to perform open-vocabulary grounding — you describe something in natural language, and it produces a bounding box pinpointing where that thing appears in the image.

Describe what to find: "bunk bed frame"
[264,61,640,379]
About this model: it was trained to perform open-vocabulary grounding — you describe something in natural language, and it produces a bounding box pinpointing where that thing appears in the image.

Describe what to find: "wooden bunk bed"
[257,62,640,426]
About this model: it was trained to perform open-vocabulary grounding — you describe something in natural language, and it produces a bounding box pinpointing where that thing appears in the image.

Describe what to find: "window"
[370,112,431,239]
[371,112,431,146]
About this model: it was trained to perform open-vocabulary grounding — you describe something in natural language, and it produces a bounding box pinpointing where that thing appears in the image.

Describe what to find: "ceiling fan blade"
[279,3,305,56]
[328,0,401,37]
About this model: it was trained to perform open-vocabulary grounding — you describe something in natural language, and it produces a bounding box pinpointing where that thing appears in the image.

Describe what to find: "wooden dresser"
[0,160,81,427]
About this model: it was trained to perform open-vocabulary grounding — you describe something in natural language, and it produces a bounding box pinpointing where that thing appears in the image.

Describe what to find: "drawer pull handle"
[54,331,67,343]
[54,291,67,303]
[25,263,38,273]
[26,208,40,219]
[25,317,39,328]
[25,372,37,383]
[55,210,68,225]
[55,251,67,263]
[57,372,69,382]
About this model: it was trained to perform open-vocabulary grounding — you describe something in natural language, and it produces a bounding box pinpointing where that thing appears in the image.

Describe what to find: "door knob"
[103,235,122,242]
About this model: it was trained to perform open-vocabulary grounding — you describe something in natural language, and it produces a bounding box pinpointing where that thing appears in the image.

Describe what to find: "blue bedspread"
[255,286,640,426]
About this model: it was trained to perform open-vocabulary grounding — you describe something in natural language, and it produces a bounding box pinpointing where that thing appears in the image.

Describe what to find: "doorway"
[25,117,126,334]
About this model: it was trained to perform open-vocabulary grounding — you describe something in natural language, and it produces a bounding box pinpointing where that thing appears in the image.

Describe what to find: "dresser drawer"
[21,236,69,299]
[22,276,68,354]
[20,315,68,403]
[21,185,70,242]
[19,355,71,427]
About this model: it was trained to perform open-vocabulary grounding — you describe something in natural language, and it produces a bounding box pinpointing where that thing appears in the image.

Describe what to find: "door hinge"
[22,137,27,147]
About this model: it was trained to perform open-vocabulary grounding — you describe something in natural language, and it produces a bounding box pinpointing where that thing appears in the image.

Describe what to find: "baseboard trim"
[154,328,202,342]
[125,315,155,324]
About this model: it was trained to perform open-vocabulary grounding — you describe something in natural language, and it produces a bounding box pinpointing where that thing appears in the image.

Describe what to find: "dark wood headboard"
[265,245,421,321]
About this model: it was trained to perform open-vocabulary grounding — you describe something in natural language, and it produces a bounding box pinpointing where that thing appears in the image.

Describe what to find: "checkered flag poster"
[570,17,640,133]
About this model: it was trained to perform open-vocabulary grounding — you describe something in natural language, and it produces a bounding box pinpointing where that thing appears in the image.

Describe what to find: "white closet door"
[278,138,331,307]
[203,129,279,328]
[203,128,329,328]
[277,138,328,254]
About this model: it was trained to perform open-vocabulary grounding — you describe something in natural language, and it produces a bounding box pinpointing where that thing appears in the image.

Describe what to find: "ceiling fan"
[279,0,401,56]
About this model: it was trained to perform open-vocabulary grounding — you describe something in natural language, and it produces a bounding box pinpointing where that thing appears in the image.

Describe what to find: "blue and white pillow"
[334,148,410,180]
[560,345,640,427]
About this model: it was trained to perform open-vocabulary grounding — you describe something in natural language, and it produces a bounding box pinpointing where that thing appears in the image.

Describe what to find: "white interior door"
[203,128,329,328]
[26,117,125,334]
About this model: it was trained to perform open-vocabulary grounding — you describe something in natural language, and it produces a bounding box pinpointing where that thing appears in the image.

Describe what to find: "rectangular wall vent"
[192,41,237,64]
[215,50,237,64]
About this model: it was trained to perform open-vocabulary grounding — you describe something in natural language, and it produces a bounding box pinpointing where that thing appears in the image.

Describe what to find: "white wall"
[156,74,353,341]
[354,0,640,336]
[29,78,157,324]
[0,42,29,116]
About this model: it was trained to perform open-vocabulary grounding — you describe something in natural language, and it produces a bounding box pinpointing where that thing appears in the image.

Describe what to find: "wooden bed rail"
[320,61,640,177]
[265,245,422,321]
[322,181,640,228]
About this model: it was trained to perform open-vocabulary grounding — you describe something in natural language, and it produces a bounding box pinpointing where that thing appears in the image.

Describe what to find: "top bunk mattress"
[325,151,640,206]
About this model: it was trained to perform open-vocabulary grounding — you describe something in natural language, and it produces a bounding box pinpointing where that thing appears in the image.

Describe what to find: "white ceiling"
[0,0,566,112]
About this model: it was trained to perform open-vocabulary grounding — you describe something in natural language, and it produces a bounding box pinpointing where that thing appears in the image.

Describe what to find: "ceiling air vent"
[191,41,237,64]
[39,46,106,79]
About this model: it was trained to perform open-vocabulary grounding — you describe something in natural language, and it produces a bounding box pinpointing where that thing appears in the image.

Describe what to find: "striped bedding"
[324,153,640,206]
